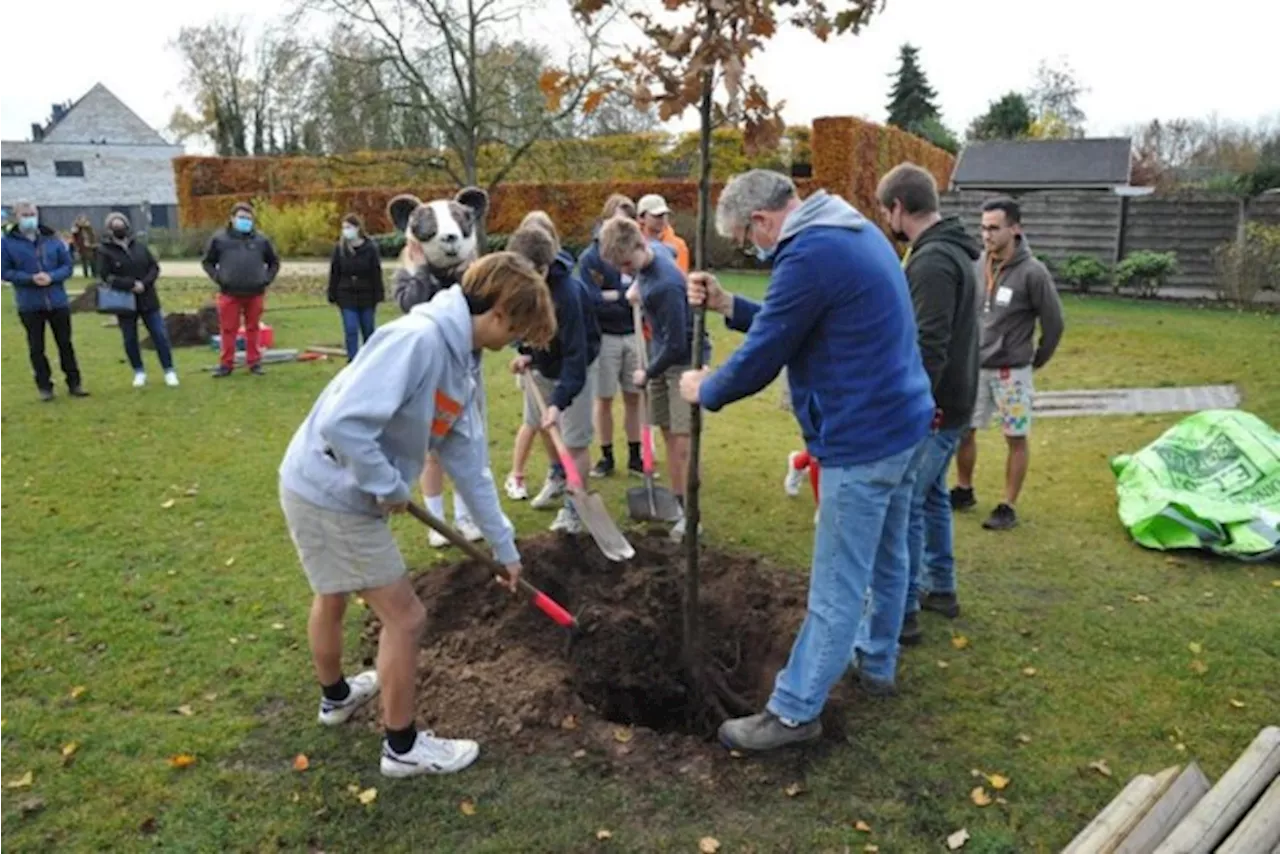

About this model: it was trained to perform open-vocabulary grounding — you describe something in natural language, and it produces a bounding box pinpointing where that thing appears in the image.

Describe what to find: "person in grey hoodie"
[876,163,982,646]
[278,252,555,780]
[952,197,1065,531]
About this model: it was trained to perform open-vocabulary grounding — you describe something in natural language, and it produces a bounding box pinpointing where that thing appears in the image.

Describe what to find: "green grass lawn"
[3,273,1278,852]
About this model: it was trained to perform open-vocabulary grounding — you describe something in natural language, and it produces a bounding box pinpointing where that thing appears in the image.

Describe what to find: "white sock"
[778,715,801,728]
[425,494,445,519]
[453,491,471,522]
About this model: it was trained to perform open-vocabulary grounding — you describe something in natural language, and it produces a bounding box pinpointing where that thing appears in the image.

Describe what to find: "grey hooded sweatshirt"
[978,236,1065,370]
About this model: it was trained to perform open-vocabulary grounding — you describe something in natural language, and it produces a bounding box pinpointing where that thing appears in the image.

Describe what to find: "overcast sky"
[1,0,1277,149]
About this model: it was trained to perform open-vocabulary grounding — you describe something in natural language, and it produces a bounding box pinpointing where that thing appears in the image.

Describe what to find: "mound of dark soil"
[147,305,219,349]
[360,533,852,774]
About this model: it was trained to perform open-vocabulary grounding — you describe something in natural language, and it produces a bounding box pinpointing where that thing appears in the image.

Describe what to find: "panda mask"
[388,187,489,280]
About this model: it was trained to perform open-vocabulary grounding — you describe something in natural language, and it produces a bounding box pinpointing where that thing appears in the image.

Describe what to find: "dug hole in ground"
[356,532,857,781]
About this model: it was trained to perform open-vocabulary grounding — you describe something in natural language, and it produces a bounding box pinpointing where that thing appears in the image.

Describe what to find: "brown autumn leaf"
[357,787,377,805]
[970,786,992,807]
[723,55,744,98]
[161,499,176,509]
[1022,667,1038,677]
[1016,733,1033,744]
[168,754,197,769]
[70,685,87,699]
[1088,759,1112,778]
[947,828,971,850]
[561,714,579,731]
[854,819,872,832]
[582,90,606,116]
[613,727,633,744]
[6,770,34,789]
[950,634,970,650]
[1229,698,1246,708]
[988,773,1010,791]
[174,704,195,717]
[699,838,721,854]
[292,754,310,772]
[596,829,613,840]
[138,816,158,835]
[538,69,568,112]
[459,798,477,815]
[62,741,79,758]
[1189,659,1209,675]
[784,781,805,797]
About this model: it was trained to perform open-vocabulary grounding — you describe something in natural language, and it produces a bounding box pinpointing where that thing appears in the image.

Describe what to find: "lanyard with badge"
[984,255,1013,312]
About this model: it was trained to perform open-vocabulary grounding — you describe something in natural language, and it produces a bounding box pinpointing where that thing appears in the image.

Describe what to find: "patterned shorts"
[972,366,1034,437]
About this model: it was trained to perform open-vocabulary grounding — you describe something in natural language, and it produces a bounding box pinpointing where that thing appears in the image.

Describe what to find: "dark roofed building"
[950,137,1133,193]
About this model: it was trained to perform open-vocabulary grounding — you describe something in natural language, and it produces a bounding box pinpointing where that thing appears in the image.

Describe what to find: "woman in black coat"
[327,213,384,360]
[97,212,178,388]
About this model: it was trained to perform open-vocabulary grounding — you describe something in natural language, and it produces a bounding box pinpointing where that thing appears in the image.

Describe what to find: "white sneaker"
[670,514,703,543]
[455,517,483,542]
[317,670,380,726]
[164,370,180,387]
[381,730,480,778]
[428,528,449,549]
[550,505,585,535]
[784,451,804,497]
[132,372,147,388]
[504,473,529,501]
[530,475,566,510]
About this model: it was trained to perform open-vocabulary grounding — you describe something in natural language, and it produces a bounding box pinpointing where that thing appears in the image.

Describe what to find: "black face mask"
[891,229,909,243]
[111,226,129,239]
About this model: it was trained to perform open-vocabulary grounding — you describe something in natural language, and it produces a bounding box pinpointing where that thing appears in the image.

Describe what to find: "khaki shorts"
[280,487,406,595]
[595,333,640,398]
[522,366,596,449]
[648,365,692,434]
[972,366,1034,437]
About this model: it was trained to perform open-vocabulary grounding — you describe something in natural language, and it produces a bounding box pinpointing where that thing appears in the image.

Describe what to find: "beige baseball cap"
[637,194,671,217]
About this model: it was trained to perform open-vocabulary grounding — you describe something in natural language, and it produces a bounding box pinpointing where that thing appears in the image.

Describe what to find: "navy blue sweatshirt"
[521,249,601,410]
[577,225,633,336]
[638,241,709,378]
[700,191,933,467]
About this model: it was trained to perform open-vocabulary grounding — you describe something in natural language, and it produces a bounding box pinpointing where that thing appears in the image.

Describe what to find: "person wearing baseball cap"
[637,194,690,274]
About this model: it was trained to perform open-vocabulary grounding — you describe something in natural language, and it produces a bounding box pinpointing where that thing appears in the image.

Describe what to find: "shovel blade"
[626,483,682,523]
[568,490,635,562]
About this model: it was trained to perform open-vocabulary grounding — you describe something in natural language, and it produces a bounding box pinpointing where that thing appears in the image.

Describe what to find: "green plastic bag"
[1110,410,1280,561]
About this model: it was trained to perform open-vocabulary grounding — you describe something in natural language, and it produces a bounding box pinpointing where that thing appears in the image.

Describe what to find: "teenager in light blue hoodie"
[278,252,556,780]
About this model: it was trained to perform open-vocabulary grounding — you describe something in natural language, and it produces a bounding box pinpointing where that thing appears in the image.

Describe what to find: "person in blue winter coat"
[1,201,89,401]
[681,170,935,753]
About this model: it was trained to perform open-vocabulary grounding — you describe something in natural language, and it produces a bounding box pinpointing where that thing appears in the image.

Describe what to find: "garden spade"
[626,302,681,523]
[524,375,635,562]
[405,502,578,630]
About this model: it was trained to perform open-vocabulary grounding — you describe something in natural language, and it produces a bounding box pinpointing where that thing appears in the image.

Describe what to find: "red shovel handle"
[531,591,576,627]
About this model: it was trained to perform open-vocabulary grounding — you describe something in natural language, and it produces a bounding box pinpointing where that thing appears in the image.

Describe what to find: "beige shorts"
[594,333,640,398]
[522,366,596,449]
[972,366,1034,437]
[280,487,406,595]
[648,365,692,434]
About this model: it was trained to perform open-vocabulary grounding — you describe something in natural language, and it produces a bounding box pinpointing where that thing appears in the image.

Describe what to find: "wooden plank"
[1216,772,1280,854]
[1155,727,1280,854]
[1117,762,1212,854]
[1065,773,1167,854]
[305,345,349,357]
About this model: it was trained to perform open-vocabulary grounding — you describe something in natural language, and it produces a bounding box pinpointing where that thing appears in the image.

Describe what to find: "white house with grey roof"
[1,83,183,232]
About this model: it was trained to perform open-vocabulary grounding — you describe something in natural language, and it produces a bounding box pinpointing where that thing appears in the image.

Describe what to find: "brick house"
[0,84,183,232]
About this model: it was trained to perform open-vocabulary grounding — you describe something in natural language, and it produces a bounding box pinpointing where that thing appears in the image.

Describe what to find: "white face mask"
[342,226,359,241]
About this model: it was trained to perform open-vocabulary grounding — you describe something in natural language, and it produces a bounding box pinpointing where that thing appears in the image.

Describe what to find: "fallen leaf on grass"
[70,685,86,699]
[1189,659,1209,675]
[168,754,197,769]
[459,798,476,815]
[947,828,970,850]
[346,784,360,794]
[855,820,872,832]
[1022,667,1038,677]
[951,634,970,650]
[1130,594,1151,603]
[292,754,310,772]
[1229,698,1246,708]
[203,692,218,701]
[6,771,34,789]
[174,705,195,717]
[19,796,46,816]
[573,749,587,758]
[864,846,880,853]
[699,838,721,854]
[936,660,950,669]
[1016,734,1032,744]
[224,557,235,567]
[139,816,158,835]
[988,773,1010,790]
[970,786,992,807]
[357,787,377,805]
[612,727,633,743]
[1088,759,1112,778]
[161,499,176,509]
[1175,743,1187,752]
[62,742,79,758]
[561,715,579,730]
[1188,641,1203,654]
[184,488,199,497]
[596,829,612,840]
[784,782,805,797]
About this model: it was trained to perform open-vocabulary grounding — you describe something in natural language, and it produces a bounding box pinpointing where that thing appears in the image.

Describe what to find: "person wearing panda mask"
[387,188,492,545]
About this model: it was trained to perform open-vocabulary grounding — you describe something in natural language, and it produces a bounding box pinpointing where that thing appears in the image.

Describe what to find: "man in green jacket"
[952,197,1065,531]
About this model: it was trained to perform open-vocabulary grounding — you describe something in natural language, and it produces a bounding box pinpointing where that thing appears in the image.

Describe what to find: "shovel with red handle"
[627,302,681,523]
[405,501,578,630]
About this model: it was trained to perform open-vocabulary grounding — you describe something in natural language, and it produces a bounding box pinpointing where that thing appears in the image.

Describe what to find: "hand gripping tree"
[570,0,883,726]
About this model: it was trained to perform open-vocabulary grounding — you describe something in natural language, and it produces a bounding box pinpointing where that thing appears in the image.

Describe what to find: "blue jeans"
[906,428,963,614]
[120,309,174,372]
[767,441,923,722]
[340,307,377,360]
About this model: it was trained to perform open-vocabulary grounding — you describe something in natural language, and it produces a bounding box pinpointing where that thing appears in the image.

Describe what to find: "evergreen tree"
[886,43,940,131]
[966,91,1033,141]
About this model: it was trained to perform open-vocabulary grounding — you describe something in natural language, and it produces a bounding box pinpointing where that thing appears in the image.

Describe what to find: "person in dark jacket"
[507,219,601,535]
[328,213,385,361]
[201,202,280,377]
[71,215,98,278]
[97,212,179,388]
[876,163,981,645]
[576,194,645,480]
[1,201,88,401]
[681,171,934,752]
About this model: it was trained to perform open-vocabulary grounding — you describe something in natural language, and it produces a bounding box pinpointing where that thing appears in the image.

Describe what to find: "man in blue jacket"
[681,171,934,752]
[1,202,88,401]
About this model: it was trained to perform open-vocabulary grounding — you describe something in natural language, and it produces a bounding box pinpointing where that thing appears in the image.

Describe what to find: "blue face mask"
[341,226,359,241]
[233,216,253,234]
[19,216,38,232]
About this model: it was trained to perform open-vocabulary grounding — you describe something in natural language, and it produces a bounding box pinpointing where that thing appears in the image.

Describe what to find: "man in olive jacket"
[876,164,981,645]
[202,202,280,377]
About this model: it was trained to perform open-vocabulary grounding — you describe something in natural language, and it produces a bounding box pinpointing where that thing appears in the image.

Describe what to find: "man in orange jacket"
[637,194,690,273]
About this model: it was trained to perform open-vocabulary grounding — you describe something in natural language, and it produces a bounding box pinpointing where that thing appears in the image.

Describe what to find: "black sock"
[386,724,418,754]
[600,443,614,463]
[628,441,641,465]
[322,677,350,702]
[675,495,685,509]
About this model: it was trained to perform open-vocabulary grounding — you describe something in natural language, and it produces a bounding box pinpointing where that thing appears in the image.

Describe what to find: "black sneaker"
[920,591,961,619]
[950,486,976,510]
[249,364,266,376]
[851,668,898,697]
[38,388,55,402]
[899,612,923,646]
[982,503,1018,531]
[628,459,652,479]
[68,386,90,398]
[589,457,615,479]
[211,366,233,379]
